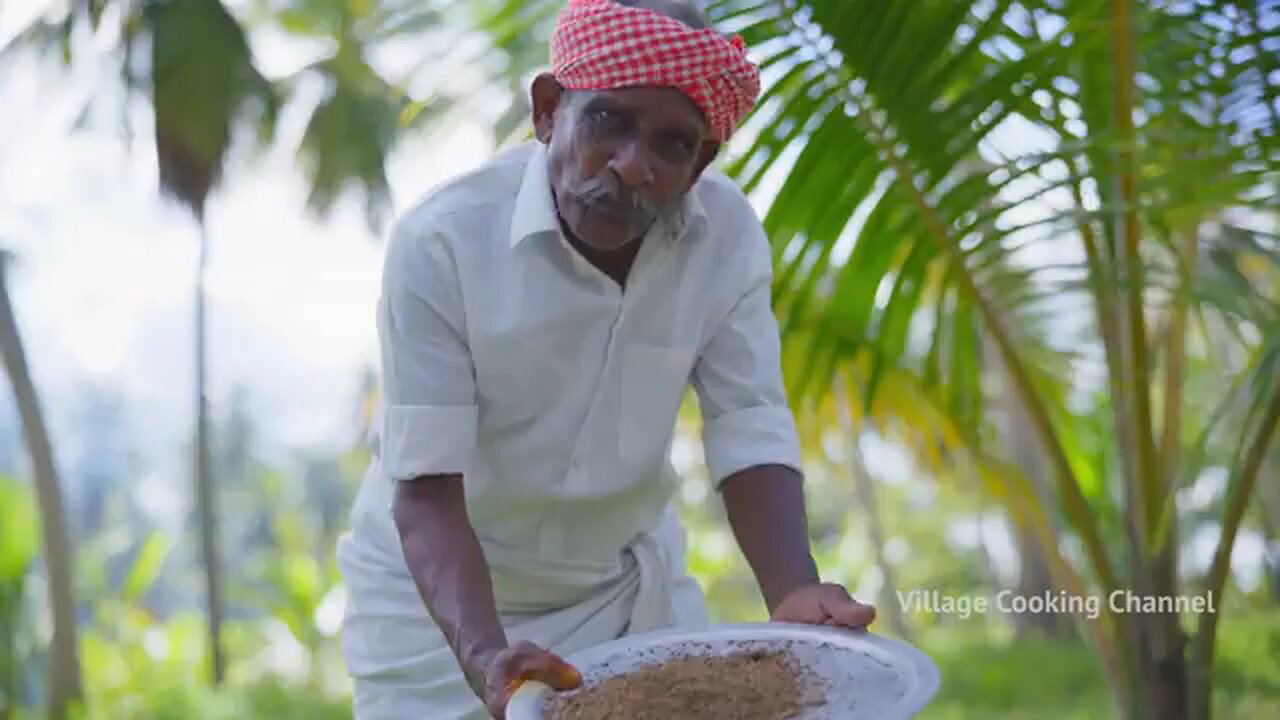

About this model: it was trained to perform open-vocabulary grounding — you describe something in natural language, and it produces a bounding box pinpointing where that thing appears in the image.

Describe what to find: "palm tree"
[5,0,462,685]
[712,2,1279,718]
[0,252,80,719]
[475,1,1279,718]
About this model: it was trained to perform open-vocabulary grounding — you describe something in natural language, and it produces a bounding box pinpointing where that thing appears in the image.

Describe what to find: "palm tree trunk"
[1109,0,1189,715]
[834,371,912,642]
[1189,381,1280,720]
[1258,459,1280,602]
[0,254,81,718]
[195,223,225,684]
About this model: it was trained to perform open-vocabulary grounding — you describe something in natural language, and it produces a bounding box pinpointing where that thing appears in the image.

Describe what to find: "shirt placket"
[559,230,672,501]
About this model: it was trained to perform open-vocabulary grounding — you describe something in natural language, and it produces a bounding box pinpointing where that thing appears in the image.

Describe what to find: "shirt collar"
[677,184,709,241]
[510,143,563,248]
[509,142,711,249]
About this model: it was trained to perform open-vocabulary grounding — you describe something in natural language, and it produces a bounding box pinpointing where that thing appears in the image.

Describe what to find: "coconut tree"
[4,0,466,684]
[475,1,1279,717]
[705,2,1279,718]
[0,252,80,719]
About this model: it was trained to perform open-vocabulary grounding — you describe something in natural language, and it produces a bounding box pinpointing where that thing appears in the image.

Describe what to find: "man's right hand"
[483,641,583,719]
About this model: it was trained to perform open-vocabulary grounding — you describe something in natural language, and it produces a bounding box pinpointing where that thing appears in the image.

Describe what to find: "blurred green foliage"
[1,477,39,719]
[4,0,1278,716]
[917,613,1280,719]
[8,525,1277,719]
[4,405,1277,717]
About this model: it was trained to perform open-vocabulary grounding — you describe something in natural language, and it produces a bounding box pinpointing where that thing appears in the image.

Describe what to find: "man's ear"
[530,73,565,143]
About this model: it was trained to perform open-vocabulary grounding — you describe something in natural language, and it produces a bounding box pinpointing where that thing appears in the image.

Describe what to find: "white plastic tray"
[507,622,941,719]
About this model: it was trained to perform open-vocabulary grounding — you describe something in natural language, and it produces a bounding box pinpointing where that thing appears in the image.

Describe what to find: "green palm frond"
[265,0,459,230]
[1196,223,1280,333]
[713,0,1086,435]
[4,0,460,232]
[148,0,280,218]
[694,12,1277,689]
[294,51,428,235]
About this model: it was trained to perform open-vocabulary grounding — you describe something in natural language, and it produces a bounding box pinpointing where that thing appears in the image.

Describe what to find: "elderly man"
[336,0,876,717]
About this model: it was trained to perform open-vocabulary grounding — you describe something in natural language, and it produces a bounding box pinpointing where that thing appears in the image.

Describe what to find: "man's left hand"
[771,583,876,629]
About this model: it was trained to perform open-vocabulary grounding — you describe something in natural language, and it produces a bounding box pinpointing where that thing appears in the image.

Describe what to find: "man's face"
[535,79,716,251]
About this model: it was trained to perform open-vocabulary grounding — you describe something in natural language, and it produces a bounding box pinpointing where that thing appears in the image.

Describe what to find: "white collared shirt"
[351,140,801,587]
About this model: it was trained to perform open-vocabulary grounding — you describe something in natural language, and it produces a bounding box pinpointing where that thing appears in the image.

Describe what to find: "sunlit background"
[2,0,1278,718]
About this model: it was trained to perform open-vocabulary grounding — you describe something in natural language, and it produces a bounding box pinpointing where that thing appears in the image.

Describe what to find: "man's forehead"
[574,86,708,130]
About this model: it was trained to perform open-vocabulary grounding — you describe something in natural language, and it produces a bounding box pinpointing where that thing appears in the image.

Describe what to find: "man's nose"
[608,140,655,189]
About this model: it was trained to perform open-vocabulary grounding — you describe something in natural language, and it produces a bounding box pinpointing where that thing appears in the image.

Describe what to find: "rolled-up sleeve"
[692,224,803,487]
[376,217,477,481]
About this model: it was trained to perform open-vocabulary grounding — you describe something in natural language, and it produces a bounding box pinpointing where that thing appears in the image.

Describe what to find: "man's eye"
[660,134,697,160]
[589,109,626,130]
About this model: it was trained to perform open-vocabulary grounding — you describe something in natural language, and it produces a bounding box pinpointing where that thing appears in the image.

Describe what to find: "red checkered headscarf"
[550,0,761,142]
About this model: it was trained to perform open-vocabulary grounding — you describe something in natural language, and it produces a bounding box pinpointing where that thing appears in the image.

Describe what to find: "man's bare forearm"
[393,477,508,698]
[721,464,821,613]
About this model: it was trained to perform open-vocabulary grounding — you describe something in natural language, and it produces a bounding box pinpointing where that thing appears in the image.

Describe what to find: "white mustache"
[581,187,650,214]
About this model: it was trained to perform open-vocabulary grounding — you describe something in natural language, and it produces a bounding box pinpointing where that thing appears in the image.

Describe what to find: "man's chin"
[572,216,645,252]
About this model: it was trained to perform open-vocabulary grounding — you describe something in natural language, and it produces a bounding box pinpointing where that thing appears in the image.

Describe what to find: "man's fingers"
[488,643,579,720]
[831,600,876,628]
[523,651,582,690]
[505,647,582,693]
[816,587,876,628]
[493,642,580,713]
[771,584,878,630]
[542,655,583,690]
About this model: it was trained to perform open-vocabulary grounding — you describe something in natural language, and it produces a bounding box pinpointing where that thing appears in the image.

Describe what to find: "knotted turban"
[550,0,761,142]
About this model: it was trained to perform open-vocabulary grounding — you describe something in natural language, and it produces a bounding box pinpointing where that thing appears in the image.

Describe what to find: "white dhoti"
[336,464,711,719]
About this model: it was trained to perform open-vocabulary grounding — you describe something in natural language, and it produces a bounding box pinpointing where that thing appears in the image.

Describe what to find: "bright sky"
[0,5,499,496]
